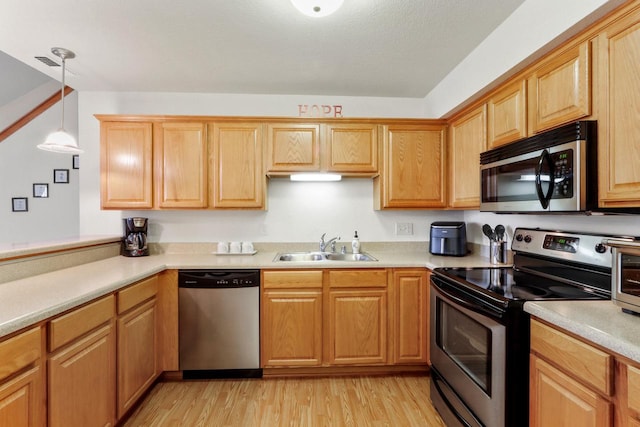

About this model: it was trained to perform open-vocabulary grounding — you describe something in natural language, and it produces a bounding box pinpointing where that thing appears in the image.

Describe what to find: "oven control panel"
[512,228,615,268]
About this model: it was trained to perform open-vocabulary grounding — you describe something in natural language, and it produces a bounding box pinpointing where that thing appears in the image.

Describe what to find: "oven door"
[612,245,640,315]
[480,140,585,212]
[430,276,506,427]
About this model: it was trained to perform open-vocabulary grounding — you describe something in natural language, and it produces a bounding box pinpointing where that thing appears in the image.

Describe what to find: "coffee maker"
[122,217,149,257]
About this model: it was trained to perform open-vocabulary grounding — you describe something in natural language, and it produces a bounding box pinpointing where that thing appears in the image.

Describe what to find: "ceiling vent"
[35,56,60,67]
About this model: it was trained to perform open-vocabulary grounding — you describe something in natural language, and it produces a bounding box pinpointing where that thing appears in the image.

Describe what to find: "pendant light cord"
[60,55,66,130]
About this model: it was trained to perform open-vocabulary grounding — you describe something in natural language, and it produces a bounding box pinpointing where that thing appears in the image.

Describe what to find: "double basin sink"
[274,252,378,262]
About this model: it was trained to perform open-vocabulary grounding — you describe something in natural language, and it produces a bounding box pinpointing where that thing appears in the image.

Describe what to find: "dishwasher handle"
[178,269,260,289]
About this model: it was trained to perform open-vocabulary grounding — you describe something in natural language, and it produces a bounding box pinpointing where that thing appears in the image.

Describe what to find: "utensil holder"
[490,240,508,264]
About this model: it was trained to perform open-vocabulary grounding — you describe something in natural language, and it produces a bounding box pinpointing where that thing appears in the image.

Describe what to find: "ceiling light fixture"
[290,173,342,182]
[290,0,344,17]
[37,47,83,154]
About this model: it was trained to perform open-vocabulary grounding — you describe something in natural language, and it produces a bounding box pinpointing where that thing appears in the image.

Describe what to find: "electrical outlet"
[395,222,413,235]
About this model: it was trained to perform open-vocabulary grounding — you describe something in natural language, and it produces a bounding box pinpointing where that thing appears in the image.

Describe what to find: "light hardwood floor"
[123,375,446,426]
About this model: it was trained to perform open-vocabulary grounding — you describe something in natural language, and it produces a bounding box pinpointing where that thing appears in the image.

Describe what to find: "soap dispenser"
[352,231,360,254]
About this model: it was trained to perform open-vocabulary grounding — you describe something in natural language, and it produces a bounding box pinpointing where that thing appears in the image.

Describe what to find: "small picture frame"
[53,169,69,184]
[72,155,79,169]
[12,197,28,212]
[33,183,49,198]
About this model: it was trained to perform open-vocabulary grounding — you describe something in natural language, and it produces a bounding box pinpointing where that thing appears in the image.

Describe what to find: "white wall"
[0,92,79,244]
[78,92,453,243]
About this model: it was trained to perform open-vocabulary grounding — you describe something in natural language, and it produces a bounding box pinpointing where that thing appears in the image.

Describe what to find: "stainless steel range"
[429,228,615,427]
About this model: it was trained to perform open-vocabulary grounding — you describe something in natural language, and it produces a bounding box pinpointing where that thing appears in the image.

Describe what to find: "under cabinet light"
[290,173,342,182]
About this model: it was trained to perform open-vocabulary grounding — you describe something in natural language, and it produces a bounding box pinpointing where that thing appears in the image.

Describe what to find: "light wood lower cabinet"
[262,268,429,371]
[0,327,44,427]
[48,296,116,427]
[261,270,323,367]
[530,354,611,427]
[392,269,429,365]
[327,269,388,365]
[116,276,159,419]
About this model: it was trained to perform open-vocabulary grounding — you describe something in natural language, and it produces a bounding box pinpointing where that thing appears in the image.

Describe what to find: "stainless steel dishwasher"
[178,269,261,379]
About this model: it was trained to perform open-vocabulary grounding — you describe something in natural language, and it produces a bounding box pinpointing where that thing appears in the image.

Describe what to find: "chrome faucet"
[320,233,340,252]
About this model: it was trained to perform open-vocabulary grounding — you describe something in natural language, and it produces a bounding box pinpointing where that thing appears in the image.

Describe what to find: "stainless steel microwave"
[480,121,596,213]
[603,238,640,315]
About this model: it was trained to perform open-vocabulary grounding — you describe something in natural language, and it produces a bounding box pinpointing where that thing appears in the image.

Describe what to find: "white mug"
[242,242,254,253]
[217,242,229,253]
[229,241,242,253]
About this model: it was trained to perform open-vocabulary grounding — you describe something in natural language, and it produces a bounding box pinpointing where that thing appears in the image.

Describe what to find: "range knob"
[595,243,607,254]
[524,235,532,243]
[515,234,523,242]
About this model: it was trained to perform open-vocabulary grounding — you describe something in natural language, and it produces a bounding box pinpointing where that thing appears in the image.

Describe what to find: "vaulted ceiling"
[0,0,526,100]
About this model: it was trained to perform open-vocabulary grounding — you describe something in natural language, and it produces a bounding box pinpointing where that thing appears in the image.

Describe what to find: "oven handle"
[431,276,505,320]
[535,149,554,209]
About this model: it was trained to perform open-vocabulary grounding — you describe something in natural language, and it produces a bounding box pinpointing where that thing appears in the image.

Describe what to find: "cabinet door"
[597,9,640,208]
[448,106,486,209]
[487,79,527,147]
[154,122,207,208]
[209,123,265,208]
[530,355,611,427]
[100,122,153,209]
[117,299,157,419]
[0,327,44,427]
[328,290,387,365]
[266,123,320,173]
[324,123,378,174]
[392,270,429,365]
[262,290,323,367]
[48,323,116,427]
[0,366,43,427]
[376,124,446,209]
[528,41,591,133]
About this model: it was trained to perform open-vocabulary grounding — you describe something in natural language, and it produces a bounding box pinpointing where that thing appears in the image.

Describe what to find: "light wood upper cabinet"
[209,123,265,209]
[266,123,320,173]
[0,327,44,427]
[448,106,486,209]
[392,269,429,365]
[528,40,591,134]
[487,79,527,147]
[597,8,640,208]
[375,123,447,209]
[100,121,153,209]
[324,123,378,173]
[154,122,207,208]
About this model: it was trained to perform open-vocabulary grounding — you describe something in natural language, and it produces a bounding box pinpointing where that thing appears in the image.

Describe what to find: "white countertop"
[525,300,640,364]
[0,249,499,339]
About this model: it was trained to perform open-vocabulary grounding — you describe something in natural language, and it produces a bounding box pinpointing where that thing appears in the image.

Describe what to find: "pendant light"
[290,0,344,17]
[37,47,83,154]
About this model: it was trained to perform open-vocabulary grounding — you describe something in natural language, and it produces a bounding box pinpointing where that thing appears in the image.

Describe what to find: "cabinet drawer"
[49,295,115,352]
[530,319,612,396]
[118,275,158,314]
[0,327,41,382]
[328,269,387,288]
[263,270,323,289]
[628,364,640,413]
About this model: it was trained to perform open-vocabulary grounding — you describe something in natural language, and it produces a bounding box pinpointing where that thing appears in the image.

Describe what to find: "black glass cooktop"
[435,267,609,302]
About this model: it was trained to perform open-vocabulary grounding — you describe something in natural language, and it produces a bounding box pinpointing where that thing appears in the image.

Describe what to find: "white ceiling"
[0,0,526,99]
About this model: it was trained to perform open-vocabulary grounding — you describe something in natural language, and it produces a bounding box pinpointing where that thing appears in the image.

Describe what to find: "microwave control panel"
[551,150,573,199]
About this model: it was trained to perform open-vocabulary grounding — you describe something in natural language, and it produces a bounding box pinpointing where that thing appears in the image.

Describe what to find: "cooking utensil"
[495,224,505,242]
[483,224,495,241]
